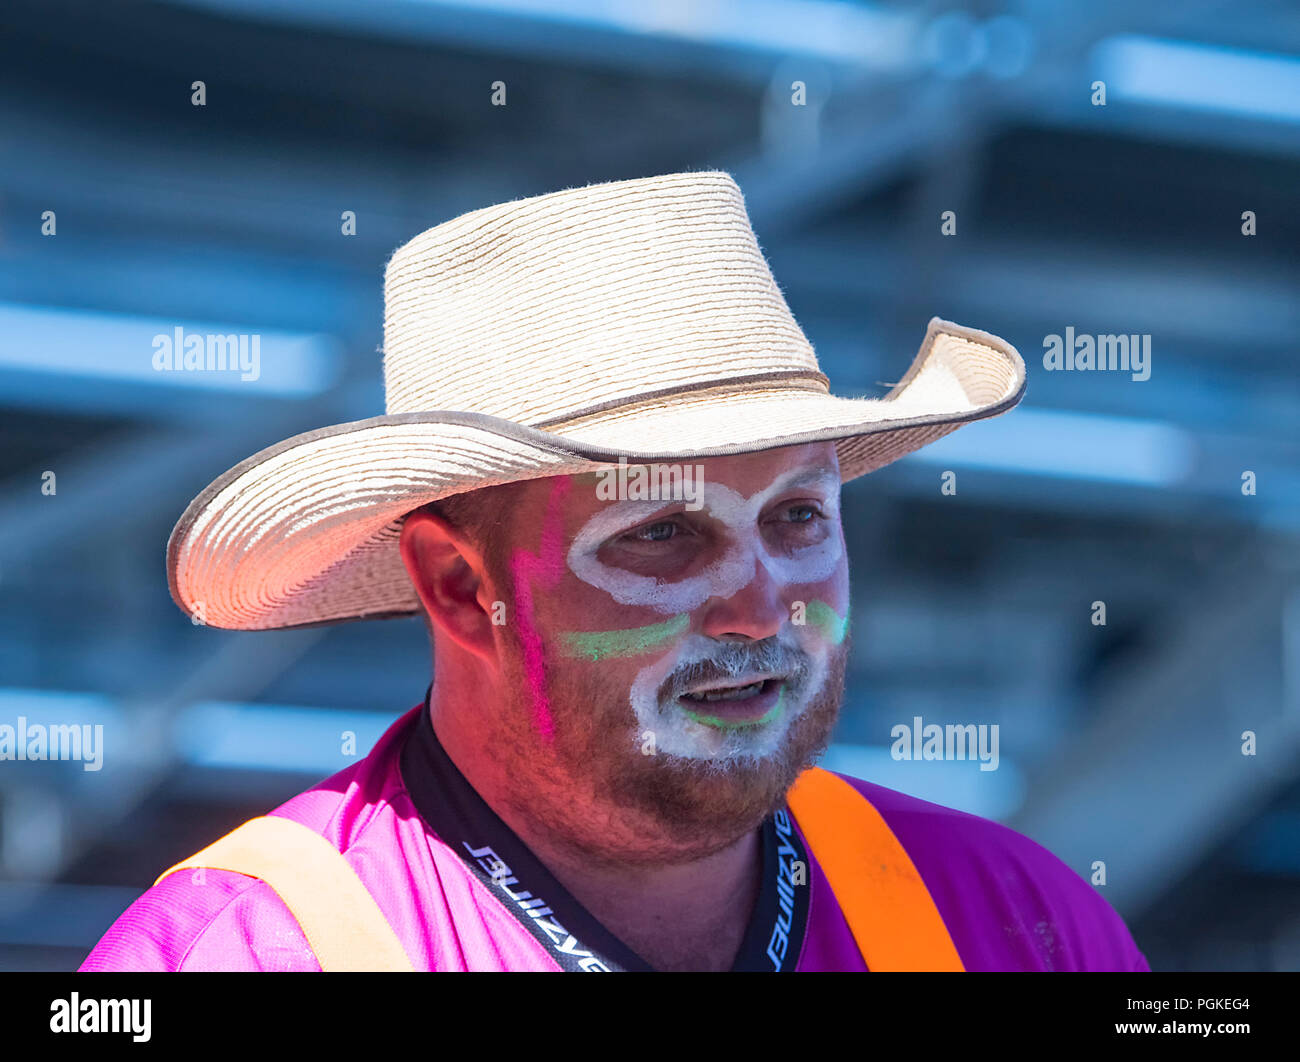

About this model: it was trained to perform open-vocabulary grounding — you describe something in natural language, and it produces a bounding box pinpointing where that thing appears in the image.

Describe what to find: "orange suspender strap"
[154,815,415,971]
[786,766,966,971]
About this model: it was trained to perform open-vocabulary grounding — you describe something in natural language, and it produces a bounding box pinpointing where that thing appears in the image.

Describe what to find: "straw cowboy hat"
[168,169,1026,631]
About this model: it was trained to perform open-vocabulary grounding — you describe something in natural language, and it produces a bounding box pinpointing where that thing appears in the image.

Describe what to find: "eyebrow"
[774,465,840,491]
[577,463,841,542]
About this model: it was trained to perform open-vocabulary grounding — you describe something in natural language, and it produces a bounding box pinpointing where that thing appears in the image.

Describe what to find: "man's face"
[486,441,852,862]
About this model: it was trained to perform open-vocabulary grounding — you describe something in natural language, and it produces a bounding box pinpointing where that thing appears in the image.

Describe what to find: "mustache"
[661,637,812,699]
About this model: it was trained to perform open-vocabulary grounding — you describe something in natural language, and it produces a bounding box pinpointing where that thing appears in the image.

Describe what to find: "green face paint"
[804,599,849,645]
[558,613,690,661]
[680,682,786,730]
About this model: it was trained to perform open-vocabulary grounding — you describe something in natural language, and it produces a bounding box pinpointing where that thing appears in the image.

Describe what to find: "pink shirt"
[80,703,1149,971]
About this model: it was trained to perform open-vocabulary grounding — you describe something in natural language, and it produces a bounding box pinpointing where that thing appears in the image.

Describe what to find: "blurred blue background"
[1,0,1297,971]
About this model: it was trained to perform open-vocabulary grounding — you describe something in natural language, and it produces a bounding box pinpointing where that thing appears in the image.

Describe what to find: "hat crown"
[381,171,827,427]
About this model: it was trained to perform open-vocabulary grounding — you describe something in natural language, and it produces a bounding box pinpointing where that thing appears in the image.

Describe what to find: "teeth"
[683,681,766,703]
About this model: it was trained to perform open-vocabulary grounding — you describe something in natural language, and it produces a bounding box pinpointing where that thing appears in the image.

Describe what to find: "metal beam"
[1008,548,1300,918]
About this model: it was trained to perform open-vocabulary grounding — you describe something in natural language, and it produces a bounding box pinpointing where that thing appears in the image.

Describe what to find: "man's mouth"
[676,677,787,727]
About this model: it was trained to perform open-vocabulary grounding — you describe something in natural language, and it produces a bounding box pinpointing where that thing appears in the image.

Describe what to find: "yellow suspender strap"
[154,815,415,972]
[786,766,965,971]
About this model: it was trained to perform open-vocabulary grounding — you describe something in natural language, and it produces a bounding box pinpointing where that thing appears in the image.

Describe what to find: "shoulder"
[78,868,319,971]
[826,771,1150,971]
[80,707,420,973]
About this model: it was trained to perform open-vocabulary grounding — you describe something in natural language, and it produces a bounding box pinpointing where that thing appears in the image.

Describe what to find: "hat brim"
[169,318,1025,630]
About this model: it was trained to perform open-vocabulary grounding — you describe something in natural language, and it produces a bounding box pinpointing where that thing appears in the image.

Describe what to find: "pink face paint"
[508,476,573,743]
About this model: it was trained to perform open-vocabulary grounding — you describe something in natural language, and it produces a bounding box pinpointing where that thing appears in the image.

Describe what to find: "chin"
[602,694,841,853]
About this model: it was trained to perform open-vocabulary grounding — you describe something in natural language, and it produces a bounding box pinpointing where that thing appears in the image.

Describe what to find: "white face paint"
[626,620,832,762]
[566,467,843,615]
[565,465,845,762]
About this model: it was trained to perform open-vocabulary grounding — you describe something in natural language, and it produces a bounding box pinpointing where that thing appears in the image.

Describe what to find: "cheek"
[555,611,690,664]
[551,625,687,732]
[546,577,691,668]
[787,562,850,648]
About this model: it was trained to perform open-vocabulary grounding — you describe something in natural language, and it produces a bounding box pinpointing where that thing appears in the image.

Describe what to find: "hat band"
[532,369,831,430]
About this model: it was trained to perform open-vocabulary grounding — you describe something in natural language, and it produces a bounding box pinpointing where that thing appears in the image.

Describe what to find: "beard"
[492,616,851,868]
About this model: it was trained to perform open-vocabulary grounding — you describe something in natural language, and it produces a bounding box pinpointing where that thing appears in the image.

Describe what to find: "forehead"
[536,440,842,521]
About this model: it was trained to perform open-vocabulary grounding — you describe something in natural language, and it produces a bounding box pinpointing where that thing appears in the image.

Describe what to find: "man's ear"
[399,510,498,663]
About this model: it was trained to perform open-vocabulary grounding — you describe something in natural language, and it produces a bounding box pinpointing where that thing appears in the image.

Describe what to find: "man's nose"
[695,552,788,643]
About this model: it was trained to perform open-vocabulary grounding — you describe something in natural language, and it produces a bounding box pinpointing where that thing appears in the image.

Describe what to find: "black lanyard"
[398,690,809,971]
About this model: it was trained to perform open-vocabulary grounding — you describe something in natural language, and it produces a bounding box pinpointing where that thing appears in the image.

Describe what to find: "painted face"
[491,442,851,850]
[541,444,850,766]
[561,462,847,764]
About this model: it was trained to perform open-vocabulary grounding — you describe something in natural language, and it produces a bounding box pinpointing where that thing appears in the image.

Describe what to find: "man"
[81,170,1148,972]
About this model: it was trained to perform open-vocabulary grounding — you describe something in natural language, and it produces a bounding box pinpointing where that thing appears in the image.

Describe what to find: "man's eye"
[782,504,826,524]
[624,519,683,543]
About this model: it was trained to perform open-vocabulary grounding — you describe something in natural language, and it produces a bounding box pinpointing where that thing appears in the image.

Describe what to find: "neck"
[512,813,763,972]
[427,685,764,971]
